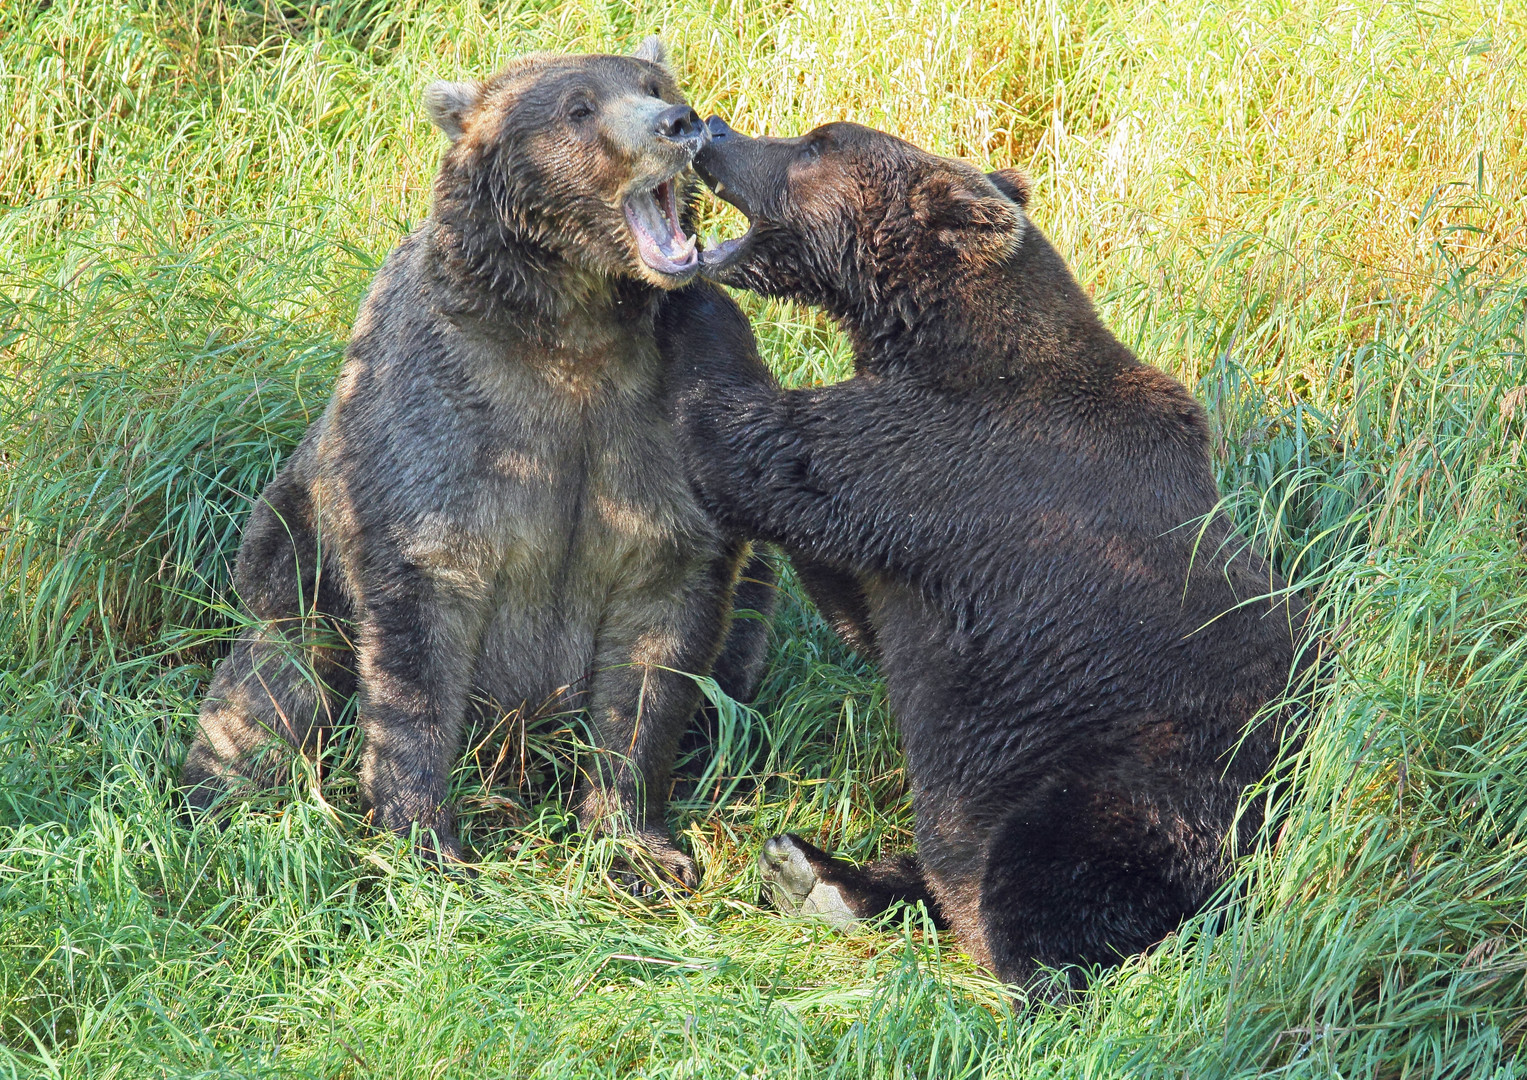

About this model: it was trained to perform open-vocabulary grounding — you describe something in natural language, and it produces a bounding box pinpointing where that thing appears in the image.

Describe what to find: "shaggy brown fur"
[657,117,1308,993]
[182,41,773,881]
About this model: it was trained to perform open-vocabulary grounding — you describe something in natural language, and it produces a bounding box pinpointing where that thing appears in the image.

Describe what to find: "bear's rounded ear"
[987,168,1031,208]
[914,169,1025,255]
[424,80,485,143]
[632,34,669,69]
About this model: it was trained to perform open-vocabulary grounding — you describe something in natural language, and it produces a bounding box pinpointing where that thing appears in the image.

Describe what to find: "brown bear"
[656,118,1309,995]
[181,40,775,883]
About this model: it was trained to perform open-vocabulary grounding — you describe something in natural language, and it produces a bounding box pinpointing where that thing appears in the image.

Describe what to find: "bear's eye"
[568,101,595,123]
[799,140,822,161]
[645,80,663,99]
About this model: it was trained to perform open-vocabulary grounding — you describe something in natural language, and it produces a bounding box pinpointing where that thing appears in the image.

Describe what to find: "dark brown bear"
[181,40,775,882]
[656,118,1308,995]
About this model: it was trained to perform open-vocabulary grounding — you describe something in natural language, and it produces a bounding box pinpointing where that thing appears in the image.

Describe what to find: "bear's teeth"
[624,182,701,274]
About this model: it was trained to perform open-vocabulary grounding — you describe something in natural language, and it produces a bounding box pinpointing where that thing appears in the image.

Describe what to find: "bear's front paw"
[757,834,861,929]
[652,846,701,891]
[622,829,700,893]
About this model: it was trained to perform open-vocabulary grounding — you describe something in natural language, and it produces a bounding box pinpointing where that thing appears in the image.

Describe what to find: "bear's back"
[841,355,1300,798]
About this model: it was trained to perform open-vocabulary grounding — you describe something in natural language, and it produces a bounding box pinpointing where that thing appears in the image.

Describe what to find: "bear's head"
[694,118,1029,314]
[426,37,709,294]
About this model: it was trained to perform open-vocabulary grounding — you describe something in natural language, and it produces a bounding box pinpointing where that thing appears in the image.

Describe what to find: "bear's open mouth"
[625,179,698,278]
[699,229,752,269]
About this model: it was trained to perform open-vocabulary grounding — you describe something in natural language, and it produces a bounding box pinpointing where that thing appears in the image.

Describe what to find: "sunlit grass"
[2,0,1525,1075]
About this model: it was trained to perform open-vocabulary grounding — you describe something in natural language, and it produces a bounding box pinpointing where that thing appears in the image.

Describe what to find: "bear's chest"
[456,334,716,592]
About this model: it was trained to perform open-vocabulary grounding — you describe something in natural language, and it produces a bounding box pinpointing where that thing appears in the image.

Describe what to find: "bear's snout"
[692,117,768,223]
[653,104,707,153]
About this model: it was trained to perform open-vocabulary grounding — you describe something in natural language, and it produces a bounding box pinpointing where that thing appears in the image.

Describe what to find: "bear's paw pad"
[757,834,860,929]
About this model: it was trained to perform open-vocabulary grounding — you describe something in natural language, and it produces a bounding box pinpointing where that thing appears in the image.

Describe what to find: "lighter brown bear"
[182,39,775,880]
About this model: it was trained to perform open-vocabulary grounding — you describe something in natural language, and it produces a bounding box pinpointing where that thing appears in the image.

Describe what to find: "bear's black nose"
[705,116,734,141]
[654,104,704,142]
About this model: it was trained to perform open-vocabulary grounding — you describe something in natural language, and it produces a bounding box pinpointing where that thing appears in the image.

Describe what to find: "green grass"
[3,0,1526,1075]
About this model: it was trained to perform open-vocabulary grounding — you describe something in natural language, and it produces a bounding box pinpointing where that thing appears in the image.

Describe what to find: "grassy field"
[2,0,1526,1075]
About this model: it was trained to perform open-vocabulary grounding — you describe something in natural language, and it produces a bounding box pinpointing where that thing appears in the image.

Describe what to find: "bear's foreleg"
[791,557,878,660]
[707,546,778,703]
[353,568,492,865]
[660,285,932,577]
[578,552,738,888]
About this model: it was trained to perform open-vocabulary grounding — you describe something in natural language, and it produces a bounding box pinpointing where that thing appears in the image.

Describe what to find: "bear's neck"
[840,224,1134,392]
[429,195,658,341]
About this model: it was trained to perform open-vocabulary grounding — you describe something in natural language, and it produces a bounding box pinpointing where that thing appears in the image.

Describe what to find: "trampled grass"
[2,0,1525,1075]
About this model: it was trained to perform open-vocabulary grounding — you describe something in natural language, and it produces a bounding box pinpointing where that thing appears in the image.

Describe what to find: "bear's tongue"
[626,179,698,277]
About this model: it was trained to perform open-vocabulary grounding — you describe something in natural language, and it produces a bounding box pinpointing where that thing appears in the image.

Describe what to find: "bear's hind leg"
[979,775,1221,999]
[757,834,944,929]
[183,616,355,812]
[183,464,354,814]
